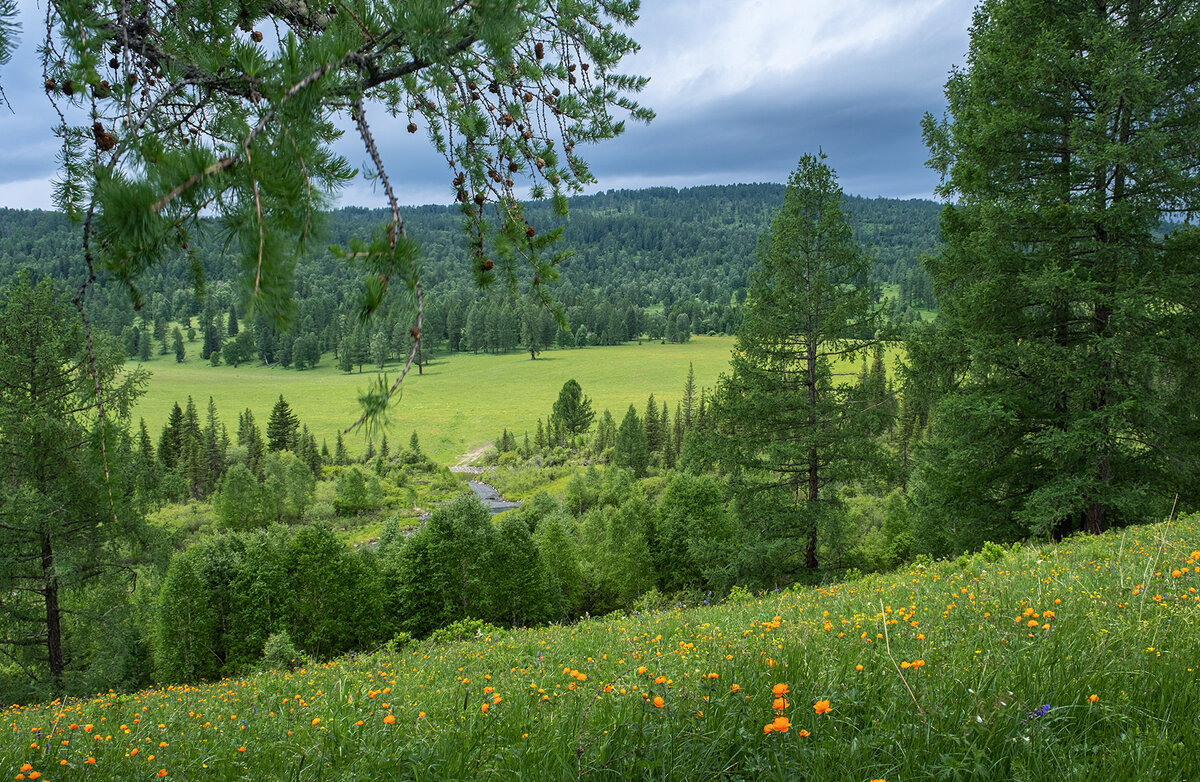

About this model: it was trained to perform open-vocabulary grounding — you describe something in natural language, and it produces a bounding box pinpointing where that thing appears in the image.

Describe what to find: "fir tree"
[266,395,299,452]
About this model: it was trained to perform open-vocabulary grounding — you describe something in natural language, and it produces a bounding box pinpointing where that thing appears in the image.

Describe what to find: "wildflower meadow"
[3,516,1198,781]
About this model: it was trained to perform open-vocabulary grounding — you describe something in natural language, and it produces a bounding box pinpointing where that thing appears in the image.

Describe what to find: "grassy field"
[131,336,901,465]
[130,336,739,465]
[3,517,1197,780]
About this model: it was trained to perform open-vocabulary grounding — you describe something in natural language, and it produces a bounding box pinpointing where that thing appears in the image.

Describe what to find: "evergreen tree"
[172,326,186,362]
[704,154,886,574]
[266,395,299,452]
[158,402,185,470]
[682,362,696,429]
[613,405,649,478]
[551,379,596,441]
[916,0,1200,548]
[644,393,661,454]
[334,431,349,466]
[227,302,239,336]
[0,275,147,687]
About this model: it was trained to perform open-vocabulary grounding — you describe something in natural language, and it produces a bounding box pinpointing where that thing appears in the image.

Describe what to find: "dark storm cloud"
[0,0,973,208]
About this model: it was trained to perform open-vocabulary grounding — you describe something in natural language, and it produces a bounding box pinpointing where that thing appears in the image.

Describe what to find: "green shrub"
[261,630,302,671]
[427,618,504,645]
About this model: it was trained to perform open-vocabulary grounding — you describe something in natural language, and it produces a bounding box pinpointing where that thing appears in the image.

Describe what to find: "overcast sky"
[0,0,973,210]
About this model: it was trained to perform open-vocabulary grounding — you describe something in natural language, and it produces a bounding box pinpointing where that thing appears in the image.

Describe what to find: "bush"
[261,630,302,671]
[427,618,504,645]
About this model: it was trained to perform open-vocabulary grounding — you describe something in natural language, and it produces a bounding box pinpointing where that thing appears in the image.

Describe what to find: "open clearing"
[132,336,739,464]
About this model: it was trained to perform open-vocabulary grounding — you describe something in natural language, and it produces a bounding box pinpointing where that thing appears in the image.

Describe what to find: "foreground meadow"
[4,517,1197,781]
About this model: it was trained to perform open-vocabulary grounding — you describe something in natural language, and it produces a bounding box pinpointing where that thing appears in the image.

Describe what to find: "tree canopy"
[913,0,1200,550]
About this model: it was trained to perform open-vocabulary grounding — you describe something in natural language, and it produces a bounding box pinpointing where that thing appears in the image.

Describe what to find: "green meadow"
[129,336,736,464]
[132,334,903,465]
[4,516,1197,780]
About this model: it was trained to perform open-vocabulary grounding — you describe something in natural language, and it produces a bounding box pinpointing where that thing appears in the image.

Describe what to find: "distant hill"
[0,185,941,339]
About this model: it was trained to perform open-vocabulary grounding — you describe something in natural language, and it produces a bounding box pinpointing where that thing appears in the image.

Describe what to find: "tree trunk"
[42,535,64,687]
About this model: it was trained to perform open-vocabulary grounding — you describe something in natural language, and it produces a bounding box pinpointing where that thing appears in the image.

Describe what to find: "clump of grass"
[5,516,1198,780]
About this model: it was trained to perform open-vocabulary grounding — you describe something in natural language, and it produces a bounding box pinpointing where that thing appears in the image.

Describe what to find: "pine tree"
[172,327,186,362]
[334,431,349,466]
[266,395,299,452]
[915,0,1200,547]
[644,393,661,454]
[227,302,239,336]
[705,154,886,573]
[613,405,649,479]
[682,362,696,429]
[0,275,148,687]
[158,403,185,470]
[552,379,595,441]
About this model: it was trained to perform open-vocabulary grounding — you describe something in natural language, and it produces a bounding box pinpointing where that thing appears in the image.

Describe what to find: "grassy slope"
[5,518,1197,780]
[131,336,739,464]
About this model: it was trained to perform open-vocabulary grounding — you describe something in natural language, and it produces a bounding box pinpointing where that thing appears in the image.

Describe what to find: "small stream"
[466,480,521,515]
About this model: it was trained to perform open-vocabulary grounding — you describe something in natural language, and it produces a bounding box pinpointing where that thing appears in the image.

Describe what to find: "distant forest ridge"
[0,185,941,351]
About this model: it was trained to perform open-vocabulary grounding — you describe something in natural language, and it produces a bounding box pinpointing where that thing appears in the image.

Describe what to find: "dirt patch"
[450,443,490,473]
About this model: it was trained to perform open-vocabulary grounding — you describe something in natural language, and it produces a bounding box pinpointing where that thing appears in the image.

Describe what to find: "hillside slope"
[4,516,1197,780]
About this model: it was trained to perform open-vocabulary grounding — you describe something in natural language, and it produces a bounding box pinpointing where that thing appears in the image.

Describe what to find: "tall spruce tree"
[266,395,299,452]
[703,154,886,575]
[915,0,1200,551]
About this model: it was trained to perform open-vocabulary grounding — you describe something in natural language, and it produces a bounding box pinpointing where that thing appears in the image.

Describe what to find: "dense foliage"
[913,0,1200,549]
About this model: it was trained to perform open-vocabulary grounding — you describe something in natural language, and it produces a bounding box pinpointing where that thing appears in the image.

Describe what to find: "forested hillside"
[0,186,940,362]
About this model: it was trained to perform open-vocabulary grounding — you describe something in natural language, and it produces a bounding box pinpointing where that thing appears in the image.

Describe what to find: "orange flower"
[157,771,169,778]
[28,773,41,781]
[855,664,864,671]
[481,703,489,714]
[19,765,32,774]
[85,758,96,765]
[130,748,138,756]
[383,714,396,724]
[729,684,741,694]
[814,699,832,714]
[355,720,364,726]
[771,682,789,696]
[652,696,665,708]
[418,712,426,719]
[1088,694,1099,703]
[311,717,321,726]
[797,729,810,737]
[772,697,789,711]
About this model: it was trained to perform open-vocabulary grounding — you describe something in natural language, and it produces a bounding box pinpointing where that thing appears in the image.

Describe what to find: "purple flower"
[1029,704,1051,719]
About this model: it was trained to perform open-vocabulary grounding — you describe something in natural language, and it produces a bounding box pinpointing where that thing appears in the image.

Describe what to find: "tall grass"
[4,516,1197,780]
